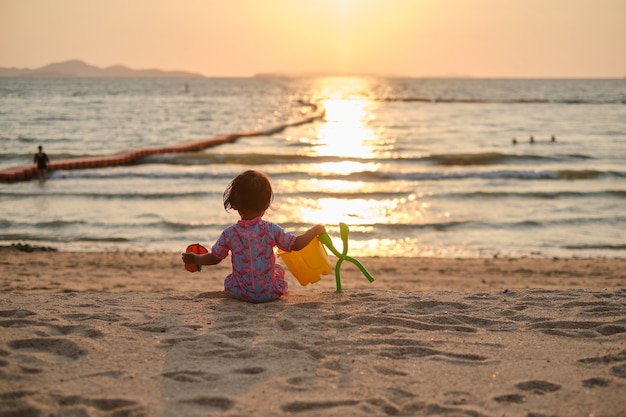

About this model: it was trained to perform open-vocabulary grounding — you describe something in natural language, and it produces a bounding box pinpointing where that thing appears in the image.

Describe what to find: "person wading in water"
[33,145,50,181]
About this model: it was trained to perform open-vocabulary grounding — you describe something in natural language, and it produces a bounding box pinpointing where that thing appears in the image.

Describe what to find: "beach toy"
[184,243,208,272]
[279,223,375,291]
[319,223,375,291]
[278,237,333,286]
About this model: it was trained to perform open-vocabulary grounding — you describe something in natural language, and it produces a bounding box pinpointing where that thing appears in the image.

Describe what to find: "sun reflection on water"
[303,77,384,159]
[278,77,421,255]
[315,98,377,159]
[303,78,384,226]
[308,161,379,177]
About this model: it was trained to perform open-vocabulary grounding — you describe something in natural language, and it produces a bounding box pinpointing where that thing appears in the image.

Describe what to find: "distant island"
[0,59,205,78]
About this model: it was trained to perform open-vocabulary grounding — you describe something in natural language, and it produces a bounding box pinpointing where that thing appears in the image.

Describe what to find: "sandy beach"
[1,247,625,416]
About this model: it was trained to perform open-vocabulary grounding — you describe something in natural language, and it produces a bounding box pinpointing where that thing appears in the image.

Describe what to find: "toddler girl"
[182,170,325,302]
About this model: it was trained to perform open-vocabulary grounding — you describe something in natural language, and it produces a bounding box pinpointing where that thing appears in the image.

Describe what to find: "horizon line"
[0,59,624,80]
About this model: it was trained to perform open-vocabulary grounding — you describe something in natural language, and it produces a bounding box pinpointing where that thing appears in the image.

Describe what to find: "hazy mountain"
[0,59,204,78]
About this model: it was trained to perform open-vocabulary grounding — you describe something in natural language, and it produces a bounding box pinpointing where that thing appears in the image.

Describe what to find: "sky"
[1,0,625,78]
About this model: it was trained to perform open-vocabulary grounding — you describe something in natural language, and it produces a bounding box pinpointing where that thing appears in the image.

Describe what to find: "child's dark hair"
[223,170,274,213]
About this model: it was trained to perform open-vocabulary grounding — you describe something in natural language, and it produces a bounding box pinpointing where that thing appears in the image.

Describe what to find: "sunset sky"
[1,0,625,78]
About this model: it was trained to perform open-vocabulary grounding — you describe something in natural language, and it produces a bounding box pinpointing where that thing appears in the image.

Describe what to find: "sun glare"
[278,77,398,230]
[310,77,380,161]
[315,98,376,159]
[308,161,379,177]
[297,198,389,227]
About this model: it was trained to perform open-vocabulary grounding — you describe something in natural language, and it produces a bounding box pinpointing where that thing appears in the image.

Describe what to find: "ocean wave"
[2,190,213,200]
[281,190,409,200]
[0,233,131,243]
[4,187,623,202]
[350,169,625,182]
[383,97,549,104]
[48,170,237,181]
[562,244,626,251]
[33,220,89,228]
[484,217,626,229]
[4,215,624,254]
[33,115,78,122]
[6,215,623,235]
[347,216,626,235]
[556,170,625,180]
[42,166,625,183]
[442,190,626,200]
[143,151,593,167]
[426,152,558,166]
[0,147,599,177]
[15,135,41,143]
[277,220,474,234]
[379,96,625,105]
[0,219,215,236]
[143,152,326,166]
[15,135,77,144]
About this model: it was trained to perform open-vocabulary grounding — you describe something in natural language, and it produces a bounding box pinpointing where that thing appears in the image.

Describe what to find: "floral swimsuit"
[211,216,297,302]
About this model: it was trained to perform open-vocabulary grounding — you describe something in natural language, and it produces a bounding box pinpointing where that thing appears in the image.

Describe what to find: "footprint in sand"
[57,396,145,415]
[582,377,611,388]
[493,393,526,404]
[610,364,626,378]
[1,314,103,341]
[222,330,257,339]
[281,399,360,413]
[179,396,234,412]
[282,375,318,392]
[8,338,86,359]
[515,380,561,395]
[578,349,626,380]
[0,393,145,417]
[48,324,104,338]
[531,320,626,338]
[162,370,220,383]
[493,380,561,404]
[233,366,265,375]
[578,349,626,365]
[374,366,408,377]
[0,309,36,319]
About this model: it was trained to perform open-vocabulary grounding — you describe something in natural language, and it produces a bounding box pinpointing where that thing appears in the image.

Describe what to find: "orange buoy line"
[0,107,325,183]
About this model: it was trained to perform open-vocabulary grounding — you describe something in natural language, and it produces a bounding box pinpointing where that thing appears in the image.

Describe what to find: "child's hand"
[181,252,196,265]
[291,224,327,251]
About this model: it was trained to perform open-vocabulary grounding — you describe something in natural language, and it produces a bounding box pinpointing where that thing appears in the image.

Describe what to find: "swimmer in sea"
[33,145,50,181]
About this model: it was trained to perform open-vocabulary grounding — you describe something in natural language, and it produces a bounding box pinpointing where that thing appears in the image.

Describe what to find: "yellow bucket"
[278,237,333,286]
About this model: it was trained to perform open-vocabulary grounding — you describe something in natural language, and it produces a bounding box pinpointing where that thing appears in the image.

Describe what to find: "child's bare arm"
[181,252,222,266]
[291,224,326,251]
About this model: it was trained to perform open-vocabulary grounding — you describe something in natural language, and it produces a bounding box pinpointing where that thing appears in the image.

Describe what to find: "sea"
[1,77,625,258]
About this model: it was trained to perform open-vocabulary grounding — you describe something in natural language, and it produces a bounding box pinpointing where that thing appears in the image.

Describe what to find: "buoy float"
[0,106,325,183]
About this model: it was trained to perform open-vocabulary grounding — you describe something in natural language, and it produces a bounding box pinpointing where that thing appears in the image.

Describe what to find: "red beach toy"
[184,243,208,272]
